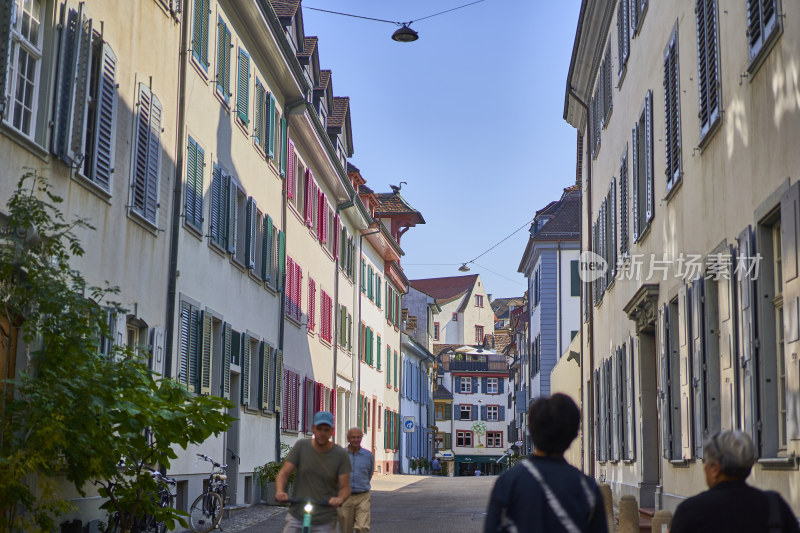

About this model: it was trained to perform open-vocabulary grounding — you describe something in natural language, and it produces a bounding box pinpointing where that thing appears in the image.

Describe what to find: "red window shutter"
[295,264,303,321]
[285,257,294,316]
[304,170,312,224]
[308,278,315,332]
[287,141,295,199]
[294,373,300,430]
[302,377,309,433]
[282,370,288,429]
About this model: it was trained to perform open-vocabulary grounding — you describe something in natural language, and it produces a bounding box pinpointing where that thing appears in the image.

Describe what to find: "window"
[282,369,300,431]
[630,0,649,35]
[320,290,333,343]
[747,0,780,66]
[486,432,503,448]
[236,48,249,124]
[459,378,472,394]
[619,146,629,257]
[456,431,472,447]
[375,275,382,308]
[658,299,683,460]
[486,378,498,394]
[664,27,682,193]
[178,301,201,394]
[617,0,629,76]
[696,0,721,140]
[460,404,472,421]
[433,322,440,341]
[5,0,43,138]
[130,83,162,225]
[475,325,484,344]
[452,312,458,322]
[245,336,260,410]
[185,138,205,231]
[570,260,580,297]
[216,17,231,103]
[285,257,302,322]
[191,0,210,70]
[307,278,316,332]
[632,91,654,241]
[260,213,277,287]
[475,295,483,307]
[376,335,381,370]
[486,405,499,421]
[254,82,276,156]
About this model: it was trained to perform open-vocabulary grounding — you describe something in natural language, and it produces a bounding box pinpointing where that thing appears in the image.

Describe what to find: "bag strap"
[521,459,582,533]
[764,491,783,533]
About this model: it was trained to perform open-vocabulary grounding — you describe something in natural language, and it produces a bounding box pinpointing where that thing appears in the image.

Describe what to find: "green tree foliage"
[0,173,233,532]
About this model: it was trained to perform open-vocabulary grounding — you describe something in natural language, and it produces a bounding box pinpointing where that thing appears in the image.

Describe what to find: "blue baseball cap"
[312,411,334,427]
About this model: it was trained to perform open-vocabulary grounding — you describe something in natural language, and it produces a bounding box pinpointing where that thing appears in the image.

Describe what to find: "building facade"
[399,333,435,473]
[566,0,800,516]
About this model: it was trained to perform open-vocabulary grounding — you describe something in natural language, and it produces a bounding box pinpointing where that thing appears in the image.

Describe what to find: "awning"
[454,455,503,464]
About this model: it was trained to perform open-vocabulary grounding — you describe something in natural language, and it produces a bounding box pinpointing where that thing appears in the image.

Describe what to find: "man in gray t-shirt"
[276,411,351,532]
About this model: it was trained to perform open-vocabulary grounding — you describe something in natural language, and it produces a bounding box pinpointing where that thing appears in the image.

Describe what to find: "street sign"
[402,416,416,433]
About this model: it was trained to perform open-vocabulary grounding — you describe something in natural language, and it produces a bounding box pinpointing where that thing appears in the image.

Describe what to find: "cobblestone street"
[177,474,495,532]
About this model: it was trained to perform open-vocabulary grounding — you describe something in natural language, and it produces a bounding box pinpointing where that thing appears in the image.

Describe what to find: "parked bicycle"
[105,469,177,533]
[189,453,228,533]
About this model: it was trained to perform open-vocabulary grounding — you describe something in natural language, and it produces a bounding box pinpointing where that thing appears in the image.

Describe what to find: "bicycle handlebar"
[196,453,226,468]
[286,497,334,507]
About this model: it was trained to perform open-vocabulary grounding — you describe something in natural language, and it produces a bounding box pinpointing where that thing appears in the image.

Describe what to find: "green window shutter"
[236,48,249,123]
[273,349,283,412]
[185,138,199,228]
[377,336,381,370]
[394,351,398,387]
[357,394,362,428]
[347,313,352,351]
[222,322,231,399]
[192,0,210,68]
[241,334,251,405]
[386,346,391,385]
[445,433,452,449]
[280,116,288,177]
[376,276,381,308]
[262,214,273,282]
[571,260,580,296]
[254,81,264,146]
[199,311,213,396]
[361,259,366,292]
[445,404,452,420]
[260,342,270,411]
[217,18,231,101]
[385,282,390,319]
[266,93,276,159]
[277,230,286,291]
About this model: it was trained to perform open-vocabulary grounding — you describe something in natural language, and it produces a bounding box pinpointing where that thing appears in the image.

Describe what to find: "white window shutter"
[148,326,166,376]
[644,90,654,223]
[89,43,118,189]
[273,349,283,412]
[245,196,256,269]
[199,311,213,396]
[678,285,693,459]
[631,125,639,242]
[260,342,270,411]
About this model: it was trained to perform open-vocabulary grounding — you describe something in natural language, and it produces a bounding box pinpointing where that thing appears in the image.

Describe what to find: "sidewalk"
[370,473,429,492]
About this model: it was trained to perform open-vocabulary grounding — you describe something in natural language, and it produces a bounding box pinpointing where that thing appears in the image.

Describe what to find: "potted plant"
[255,443,293,505]
[422,457,429,473]
[408,457,418,474]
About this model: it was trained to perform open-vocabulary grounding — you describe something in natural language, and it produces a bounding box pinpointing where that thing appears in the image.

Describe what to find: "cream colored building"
[0,0,181,522]
[550,333,583,469]
[566,0,800,516]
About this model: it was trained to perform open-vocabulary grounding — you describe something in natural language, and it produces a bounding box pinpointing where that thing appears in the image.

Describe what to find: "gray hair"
[703,430,755,480]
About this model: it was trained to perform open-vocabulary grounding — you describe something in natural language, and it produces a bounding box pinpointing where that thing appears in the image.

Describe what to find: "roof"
[433,384,453,400]
[532,195,580,241]
[374,193,426,224]
[490,297,524,320]
[410,275,479,303]
[347,162,360,173]
[487,332,512,354]
[271,0,300,18]
[328,96,349,129]
[297,36,317,59]
[358,184,374,195]
[317,70,331,91]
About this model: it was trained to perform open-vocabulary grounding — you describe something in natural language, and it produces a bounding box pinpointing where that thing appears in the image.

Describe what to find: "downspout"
[164,6,191,380]
[568,85,593,476]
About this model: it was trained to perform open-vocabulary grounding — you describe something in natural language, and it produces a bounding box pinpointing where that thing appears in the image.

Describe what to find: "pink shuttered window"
[333,214,340,258]
[308,278,316,332]
[321,290,333,343]
[304,169,313,225]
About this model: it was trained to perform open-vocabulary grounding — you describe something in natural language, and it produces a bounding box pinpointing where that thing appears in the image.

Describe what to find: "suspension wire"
[303,6,399,25]
[410,0,487,23]
[464,217,534,266]
[471,261,527,287]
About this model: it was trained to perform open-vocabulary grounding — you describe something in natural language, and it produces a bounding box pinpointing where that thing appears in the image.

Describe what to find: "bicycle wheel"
[189,491,223,533]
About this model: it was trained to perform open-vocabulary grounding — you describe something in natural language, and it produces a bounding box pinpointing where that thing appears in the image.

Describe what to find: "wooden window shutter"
[664,31,681,189]
[696,0,720,137]
[658,305,672,459]
[260,342,270,411]
[53,4,93,166]
[277,230,286,292]
[199,311,214,396]
[781,183,800,440]
[178,302,192,388]
[644,90,654,223]
[0,1,13,117]
[626,336,637,460]
[272,349,282,412]
[254,81,264,147]
[186,138,201,229]
[241,334,251,406]
[631,125,640,242]
[131,83,162,223]
[221,322,231,400]
[617,0,629,73]
[619,147,629,256]
[192,0,210,68]
[267,93,276,159]
[287,141,296,199]
[285,257,294,316]
[216,18,231,100]
[737,226,760,454]
[245,197,257,269]
[262,214,273,281]
[236,48,250,123]
[678,285,693,459]
[87,43,118,189]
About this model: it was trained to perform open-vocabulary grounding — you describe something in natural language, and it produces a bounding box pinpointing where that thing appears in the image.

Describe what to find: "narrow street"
[198,475,495,532]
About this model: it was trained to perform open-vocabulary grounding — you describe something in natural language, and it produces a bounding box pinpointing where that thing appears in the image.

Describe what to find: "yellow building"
[566,0,800,516]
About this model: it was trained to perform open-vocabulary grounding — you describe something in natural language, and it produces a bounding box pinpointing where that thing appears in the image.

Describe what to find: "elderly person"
[338,427,374,532]
[670,430,799,533]
[484,393,607,533]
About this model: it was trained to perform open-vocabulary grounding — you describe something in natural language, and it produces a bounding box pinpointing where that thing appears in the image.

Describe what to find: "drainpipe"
[164,5,191,380]
[568,85,593,477]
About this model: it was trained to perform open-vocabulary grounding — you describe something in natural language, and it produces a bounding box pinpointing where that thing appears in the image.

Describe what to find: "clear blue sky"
[303,0,582,299]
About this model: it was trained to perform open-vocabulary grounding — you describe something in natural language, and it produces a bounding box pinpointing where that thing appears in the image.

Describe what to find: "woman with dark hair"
[484,393,607,533]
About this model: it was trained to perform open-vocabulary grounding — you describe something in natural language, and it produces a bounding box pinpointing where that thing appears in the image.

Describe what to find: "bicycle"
[286,498,334,533]
[189,453,228,533]
[105,469,177,533]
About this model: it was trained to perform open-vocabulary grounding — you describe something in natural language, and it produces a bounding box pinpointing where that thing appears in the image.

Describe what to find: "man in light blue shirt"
[338,427,374,532]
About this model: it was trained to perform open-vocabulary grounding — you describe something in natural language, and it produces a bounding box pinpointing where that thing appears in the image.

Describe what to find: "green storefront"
[454,455,505,476]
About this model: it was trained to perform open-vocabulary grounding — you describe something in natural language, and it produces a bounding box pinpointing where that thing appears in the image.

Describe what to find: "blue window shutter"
[499,406,505,421]
[454,404,460,418]
[217,18,231,101]
[266,93,276,159]
[226,175,237,255]
[132,83,161,224]
[241,334,251,406]
[192,0,210,68]
[262,214,273,281]
[481,377,487,393]
[186,138,204,230]
[89,43,118,189]
[236,48,249,123]
[277,230,286,292]
[472,405,478,421]
[455,376,461,392]
[245,197,256,269]
[472,377,478,393]
[210,164,223,245]
[499,378,505,394]
[481,405,487,421]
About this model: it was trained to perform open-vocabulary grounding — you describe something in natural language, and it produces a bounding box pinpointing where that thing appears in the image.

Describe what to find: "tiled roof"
[374,193,426,223]
[318,70,331,91]
[490,297,524,319]
[358,184,374,195]
[347,162,360,173]
[433,384,453,400]
[328,96,349,129]
[410,275,479,302]
[536,201,559,216]
[487,332,512,354]
[271,0,300,18]
[297,36,317,58]
[532,195,580,241]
